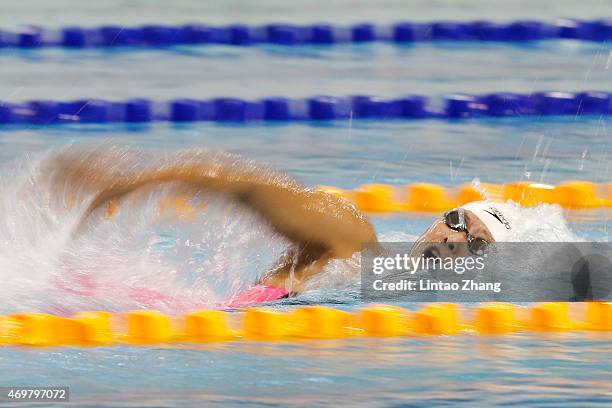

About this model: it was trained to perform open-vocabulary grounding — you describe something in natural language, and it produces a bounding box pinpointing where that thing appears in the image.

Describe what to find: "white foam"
[0,148,288,314]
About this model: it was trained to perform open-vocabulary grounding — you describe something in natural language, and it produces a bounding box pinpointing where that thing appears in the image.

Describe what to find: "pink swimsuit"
[226,285,290,308]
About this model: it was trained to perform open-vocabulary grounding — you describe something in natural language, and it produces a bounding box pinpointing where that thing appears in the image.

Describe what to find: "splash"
[501,202,579,242]
[0,147,291,314]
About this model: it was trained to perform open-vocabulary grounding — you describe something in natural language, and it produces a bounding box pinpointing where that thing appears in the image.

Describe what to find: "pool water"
[2,334,612,407]
[0,1,611,407]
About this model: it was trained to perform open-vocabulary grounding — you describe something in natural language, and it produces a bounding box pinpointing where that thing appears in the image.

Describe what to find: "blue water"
[2,334,611,407]
[1,1,612,407]
[1,42,610,101]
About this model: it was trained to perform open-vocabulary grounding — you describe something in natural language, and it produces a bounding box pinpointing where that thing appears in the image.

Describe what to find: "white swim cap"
[460,201,516,242]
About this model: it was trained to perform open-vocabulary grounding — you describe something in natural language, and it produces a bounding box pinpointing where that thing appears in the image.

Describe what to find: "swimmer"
[49,147,516,297]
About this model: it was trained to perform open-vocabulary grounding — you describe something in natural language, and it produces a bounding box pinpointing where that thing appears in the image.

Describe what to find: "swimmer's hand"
[49,147,379,293]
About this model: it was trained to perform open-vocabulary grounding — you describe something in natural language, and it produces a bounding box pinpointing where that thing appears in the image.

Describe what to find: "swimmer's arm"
[52,150,379,291]
[74,163,377,258]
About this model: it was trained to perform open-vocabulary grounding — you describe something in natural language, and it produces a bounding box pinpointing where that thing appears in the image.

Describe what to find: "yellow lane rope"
[317,180,612,213]
[1,302,610,347]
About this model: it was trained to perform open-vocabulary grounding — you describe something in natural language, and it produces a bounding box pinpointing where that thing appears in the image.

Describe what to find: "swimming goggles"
[443,208,489,255]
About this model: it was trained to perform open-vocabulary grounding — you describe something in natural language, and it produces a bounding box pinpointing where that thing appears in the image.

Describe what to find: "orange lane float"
[1,302,610,347]
[315,180,612,213]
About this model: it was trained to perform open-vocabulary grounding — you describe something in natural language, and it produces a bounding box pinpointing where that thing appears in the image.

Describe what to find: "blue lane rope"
[0,92,609,125]
[1,19,611,49]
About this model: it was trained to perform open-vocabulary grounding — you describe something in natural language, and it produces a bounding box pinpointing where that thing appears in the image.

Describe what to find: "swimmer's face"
[411,209,495,258]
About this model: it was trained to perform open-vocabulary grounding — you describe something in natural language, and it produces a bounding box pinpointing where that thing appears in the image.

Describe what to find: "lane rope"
[316,180,612,212]
[1,19,611,49]
[1,302,610,347]
[0,91,609,125]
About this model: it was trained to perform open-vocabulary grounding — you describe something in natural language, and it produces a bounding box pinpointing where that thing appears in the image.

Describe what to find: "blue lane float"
[0,91,609,125]
[0,19,610,49]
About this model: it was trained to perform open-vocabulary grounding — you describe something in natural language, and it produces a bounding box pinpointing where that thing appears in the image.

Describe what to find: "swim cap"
[460,201,516,242]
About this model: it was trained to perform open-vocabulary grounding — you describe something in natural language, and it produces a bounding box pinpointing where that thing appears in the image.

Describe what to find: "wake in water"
[0,146,295,313]
[0,145,579,314]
